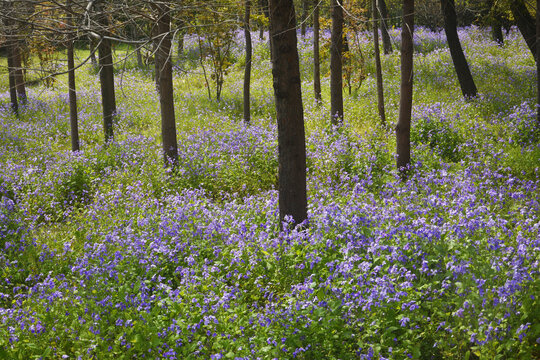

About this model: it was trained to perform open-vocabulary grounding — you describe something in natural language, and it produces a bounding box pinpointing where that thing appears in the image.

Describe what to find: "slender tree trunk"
[12,42,26,104]
[378,0,393,54]
[510,0,536,60]
[244,0,252,124]
[301,0,308,37]
[259,0,265,39]
[67,0,79,151]
[136,47,144,68]
[373,0,386,126]
[95,0,116,143]
[177,33,184,58]
[330,0,344,124]
[7,46,18,114]
[269,0,308,226]
[89,38,98,68]
[537,0,540,125]
[396,0,414,179]
[154,3,179,167]
[197,37,212,100]
[313,0,321,103]
[441,0,477,99]
[491,23,504,45]
[486,0,504,45]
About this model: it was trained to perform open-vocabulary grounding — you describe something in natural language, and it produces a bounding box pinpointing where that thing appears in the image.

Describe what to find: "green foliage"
[411,105,465,163]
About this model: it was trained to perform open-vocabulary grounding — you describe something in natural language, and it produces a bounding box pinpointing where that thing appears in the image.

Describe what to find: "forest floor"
[0,27,539,359]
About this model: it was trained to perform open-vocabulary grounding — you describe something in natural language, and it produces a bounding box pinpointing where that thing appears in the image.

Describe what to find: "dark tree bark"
[67,0,79,152]
[301,0,308,37]
[491,23,504,45]
[89,38,98,68]
[396,0,414,179]
[373,0,386,126]
[244,0,252,124]
[330,0,344,124]
[3,6,18,114]
[378,0,393,54]
[259,0,266,39]
[441,0,477,99]
[12,44,26,104]
[95,1,116,143]
[136,47,144,68]
[6,46,18,114]
[510,0,536,60]
[313,0,321,103]
[154,3,179,167]
[485,0,504,45]
[176,21,186,65]
[537,0,540,125]
[268,0,308,226]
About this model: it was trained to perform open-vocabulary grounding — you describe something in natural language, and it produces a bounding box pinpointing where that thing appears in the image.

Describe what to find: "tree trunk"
[244,0,252,124]
[154,3,179,167]
[510,0,536,60]
[537,0,540,126]
[330,0,344,124]
[12,42,26,104]
[177,32,184,59]
[95,0,116,143]
[136,47,144,68]
[373,0,386,126]
[378,0,393,54]
[6,46,18,114]
[301,0,308,37]
[269,0,308,226]
[491,23,504,45]
[89,38,98,68]
[259,0,266,39]
[67,0,79,152]
[1,3,17,114]
[441,0,477,99]
[396,0,414,180]
[313,0,321,103]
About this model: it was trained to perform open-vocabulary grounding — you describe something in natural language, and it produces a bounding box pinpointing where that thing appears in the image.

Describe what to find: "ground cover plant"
[0,26,539,359]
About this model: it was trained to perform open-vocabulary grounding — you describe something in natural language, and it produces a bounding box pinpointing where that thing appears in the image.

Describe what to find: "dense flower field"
[0,27,539,359]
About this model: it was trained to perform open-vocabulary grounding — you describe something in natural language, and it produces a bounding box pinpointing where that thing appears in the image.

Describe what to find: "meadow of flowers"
[0,26,539,359]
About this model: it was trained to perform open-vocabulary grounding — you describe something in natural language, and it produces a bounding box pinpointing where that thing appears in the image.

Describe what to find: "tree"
[510,0,536,60]
[330,0,344,124]
[378,0,392,54]
[2,1,18,114]
[3,1,27,105]
[440,0,477,99]
[268,0,308,225]
[537,0,540,125]
[66,0,79,151]
[6,46,19,114]
[91,0,117,143]
[301,0,309,37]
[396,0,414,179]
[486,0,504,45]
[193,1,237,102]
[373,0,386,126]
[154,2,179,167]
[11,40,26,104]
[244,0,252,124]
[313,0,321,102]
